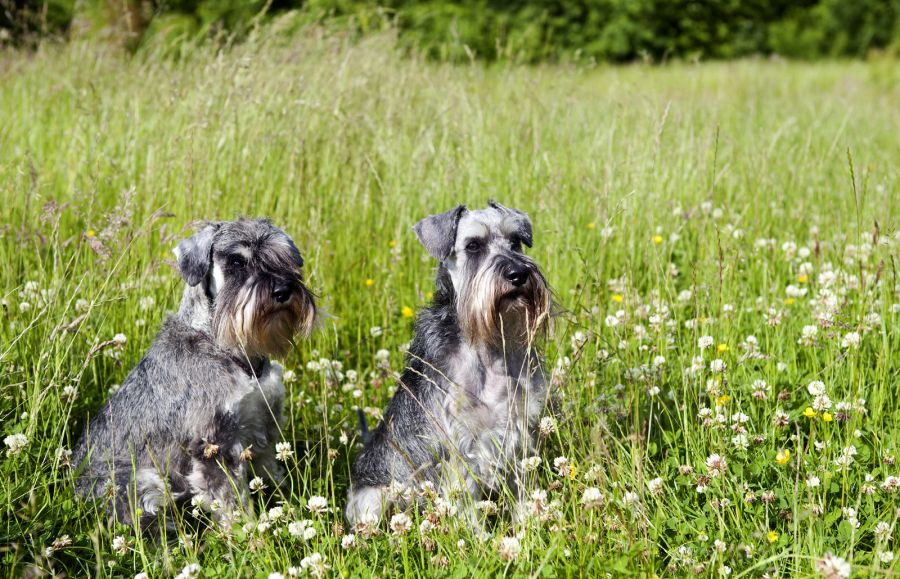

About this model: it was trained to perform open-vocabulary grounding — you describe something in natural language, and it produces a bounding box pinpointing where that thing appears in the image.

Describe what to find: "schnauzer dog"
[347,202,551,526]
[72,218,316,528]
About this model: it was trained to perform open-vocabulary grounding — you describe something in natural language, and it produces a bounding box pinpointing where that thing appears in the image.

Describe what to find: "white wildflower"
[497,537,521,561]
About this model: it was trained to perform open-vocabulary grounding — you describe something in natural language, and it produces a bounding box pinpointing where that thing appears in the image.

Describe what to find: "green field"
[2,27,899,577]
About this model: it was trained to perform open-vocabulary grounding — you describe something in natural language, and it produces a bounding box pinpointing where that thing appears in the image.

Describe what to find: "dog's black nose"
[273,285,292,304]
[504,264,529,287]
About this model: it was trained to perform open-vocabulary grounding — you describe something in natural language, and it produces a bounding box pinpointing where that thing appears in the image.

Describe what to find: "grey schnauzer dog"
[347,202,551,526]
[73,218,316,528]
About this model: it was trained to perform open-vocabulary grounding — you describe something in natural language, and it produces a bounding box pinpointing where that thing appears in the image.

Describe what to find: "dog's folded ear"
[413,205,467,261]
[174,222,220,287]
[488,200,533,248]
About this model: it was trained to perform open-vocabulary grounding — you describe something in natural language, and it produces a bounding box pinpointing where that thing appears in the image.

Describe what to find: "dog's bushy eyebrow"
[217,242,251,256]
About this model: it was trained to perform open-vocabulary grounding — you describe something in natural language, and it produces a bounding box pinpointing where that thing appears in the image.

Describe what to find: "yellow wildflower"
[612,294,624,303]
[784,298,796,306]
[822,412,833,423]
[767,530,779,543]
[716,394,730,407]
[365,278,375,287]
[86,229,96,238]
[717,343,728,353]
[776,449,791,465]
[587,222,596,230]
[803,407,816,418]
[798,274,808,283]
[401,306,414,318]
[652,235,664,245]
[388,239,397,248]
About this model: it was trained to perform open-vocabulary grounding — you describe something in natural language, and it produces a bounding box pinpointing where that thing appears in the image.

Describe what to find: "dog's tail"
[356,408,371,445]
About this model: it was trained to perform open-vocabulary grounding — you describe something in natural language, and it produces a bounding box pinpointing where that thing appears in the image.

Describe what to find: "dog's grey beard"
[457,262,551,348]
[214,280,316,358]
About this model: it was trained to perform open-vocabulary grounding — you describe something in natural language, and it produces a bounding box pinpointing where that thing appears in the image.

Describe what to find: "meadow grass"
[1,25,899,577]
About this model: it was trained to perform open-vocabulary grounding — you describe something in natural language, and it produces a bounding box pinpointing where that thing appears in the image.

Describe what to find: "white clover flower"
[369,326,383,338]
[268,573,285,579]
[706,454,727,478]
[111,333,127,346]
[433,497,457,519]
[647,477,664,496]
[699,336,714,350]
[299,553,329,578]
[249,477,266,494]
[374,349,390,362]
[75,298,89,313]
[841,332,861,349]
[579,487,604,509]
[835,446,857,469]
[139,296,155,311]
[842,507,860,529]
[880,551,894,564]
[307,495,328,514]
[786,284,807,298]
[799,325,818,346]
[714,539,727,552]
[622,491,640,509]
[175,563,201,579]
[419,519,434,535]
[61,385,78,401]
[539,416,556,436]
[476,500,498,516]
[648,386,661,397]
[813,394,832,412]
[341,533,357,549]
[571,331,587,349]
[288,520,315,540]
[806,475,821,488]
[815,552,851,578]
[881,476,900,493]
[731,412,749,424]
[553,456,573,477]
[111,535,129,555]
[4,433,28,456]
[709,359,727,373]
[282,370,295,383]
[874,521,893,542]
[275,441,293,461]
[497,536,521,561]
[807,381,826,396]
[389,512,412,536]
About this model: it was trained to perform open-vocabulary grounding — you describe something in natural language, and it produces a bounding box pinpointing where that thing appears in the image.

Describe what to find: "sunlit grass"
[1,26,899,577]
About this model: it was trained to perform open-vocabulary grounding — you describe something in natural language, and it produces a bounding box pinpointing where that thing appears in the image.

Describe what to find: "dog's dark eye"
[465,241,482,253]
[510,239,523,252]
[227,255,247,269]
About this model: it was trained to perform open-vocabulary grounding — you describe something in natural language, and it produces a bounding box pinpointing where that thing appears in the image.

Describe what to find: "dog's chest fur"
[225,362,285,450]
[440,350,544,490]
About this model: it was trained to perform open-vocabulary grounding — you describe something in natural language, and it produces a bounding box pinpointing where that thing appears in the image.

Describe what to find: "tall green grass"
[1,27,899,577]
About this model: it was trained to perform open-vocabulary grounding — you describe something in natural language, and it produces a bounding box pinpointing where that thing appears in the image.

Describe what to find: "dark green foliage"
[1,0,897,61]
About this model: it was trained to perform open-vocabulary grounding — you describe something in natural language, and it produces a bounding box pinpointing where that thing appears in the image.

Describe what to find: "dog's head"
[174,218,316,358]
[414,202,551,347]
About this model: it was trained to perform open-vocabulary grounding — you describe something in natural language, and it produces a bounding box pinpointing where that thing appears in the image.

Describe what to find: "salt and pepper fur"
[72,218,316,528]
[347,202,551,526]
